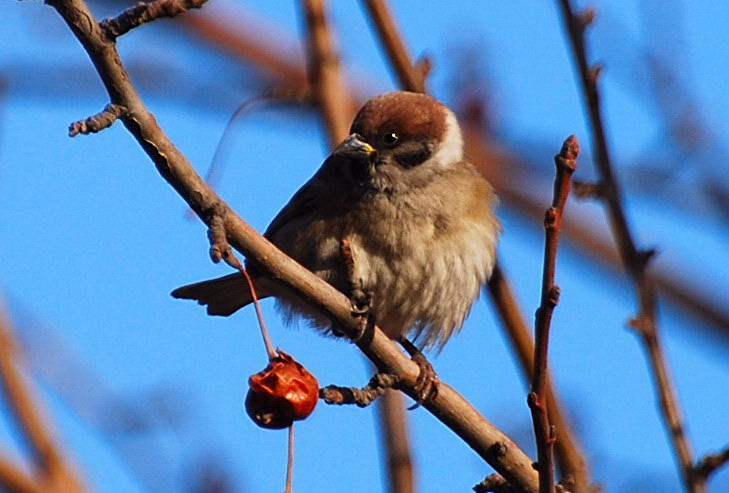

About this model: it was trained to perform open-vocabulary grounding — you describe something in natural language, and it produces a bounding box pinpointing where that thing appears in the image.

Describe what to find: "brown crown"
[350,91,447,143]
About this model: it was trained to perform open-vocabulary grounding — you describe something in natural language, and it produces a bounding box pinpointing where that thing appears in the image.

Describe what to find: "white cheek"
[431,110,464,169]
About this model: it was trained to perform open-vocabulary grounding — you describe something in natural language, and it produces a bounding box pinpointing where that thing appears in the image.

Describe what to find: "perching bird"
[172,91,500,355]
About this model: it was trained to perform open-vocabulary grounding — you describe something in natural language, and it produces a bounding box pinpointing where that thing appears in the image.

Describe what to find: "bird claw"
[399,338,439,408]
[407,351,439,409]
[347,289,374,342]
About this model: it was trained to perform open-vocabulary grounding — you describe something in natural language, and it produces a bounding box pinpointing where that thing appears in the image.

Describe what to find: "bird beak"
[332,134,376,160]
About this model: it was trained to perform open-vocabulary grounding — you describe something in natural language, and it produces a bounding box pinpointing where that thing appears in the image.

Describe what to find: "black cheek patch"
[393,138,433,168]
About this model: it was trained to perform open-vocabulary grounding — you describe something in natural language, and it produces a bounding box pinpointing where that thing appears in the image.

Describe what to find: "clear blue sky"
[1,1,728,492]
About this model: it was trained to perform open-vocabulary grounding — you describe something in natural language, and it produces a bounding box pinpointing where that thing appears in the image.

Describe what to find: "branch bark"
[301,0,354,146]
[0,307,83,492]
[359,0,427,93]
[45,0,539,490]
[528,136,579,493]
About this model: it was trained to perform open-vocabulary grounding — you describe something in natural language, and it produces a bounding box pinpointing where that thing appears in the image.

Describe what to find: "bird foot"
[400,338,439,408]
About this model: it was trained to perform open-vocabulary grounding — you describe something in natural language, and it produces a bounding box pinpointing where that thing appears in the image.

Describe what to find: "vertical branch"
[528,136,579,493]
[0,307,83,492]
[301,4,415,492]
[361,2,592,490]
[556,2,701,491]
[378,392,415,493]
[301,0,353,146]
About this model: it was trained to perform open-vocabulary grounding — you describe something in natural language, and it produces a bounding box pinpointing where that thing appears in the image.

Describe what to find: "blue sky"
[1,1,728,492]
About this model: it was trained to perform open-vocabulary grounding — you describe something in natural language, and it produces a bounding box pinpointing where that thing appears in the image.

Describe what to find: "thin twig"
[284,425,294,493]
[68,103,126,136]
[694,445,729,482]
[320,373,399,407]
[528,136,579,493]
[101,0,208,39]
[208,212,276,359]
[240,266,277,361]
[556,2,701,491]
[46,0,539,489]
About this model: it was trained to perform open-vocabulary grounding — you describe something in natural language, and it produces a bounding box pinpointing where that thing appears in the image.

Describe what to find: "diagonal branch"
[45,0,539,490]
[0,454,44,493]
[301,3,414,493]
[359,0,427,93]
[694,445,729,482]
[0,306,83,492]
[556,2,702,491]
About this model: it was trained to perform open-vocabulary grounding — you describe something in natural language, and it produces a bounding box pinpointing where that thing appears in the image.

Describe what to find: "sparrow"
[172,91,500,356]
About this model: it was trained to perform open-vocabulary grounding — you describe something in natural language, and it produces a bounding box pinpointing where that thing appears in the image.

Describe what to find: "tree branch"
[0,307,83,492]
[100,0,208,39]
[300,4,414,492]
[556,2,701,491]
[528,136,579,493]
[359,0,427,93]
[0,454,43,493]
[45,0,539,490]
[301,0,354,146]
[694,445,729,482]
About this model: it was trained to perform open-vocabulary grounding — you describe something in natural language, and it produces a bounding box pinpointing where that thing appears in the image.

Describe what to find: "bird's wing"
[264,156,344,240]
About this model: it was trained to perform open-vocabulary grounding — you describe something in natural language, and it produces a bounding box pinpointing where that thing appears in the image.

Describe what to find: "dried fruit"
[245,351,319,429]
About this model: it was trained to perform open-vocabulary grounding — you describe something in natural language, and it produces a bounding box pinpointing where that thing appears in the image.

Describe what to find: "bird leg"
[338,238,374,342]
[399,337,439,407]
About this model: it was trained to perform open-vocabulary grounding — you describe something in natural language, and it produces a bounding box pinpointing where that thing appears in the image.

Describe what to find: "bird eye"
[382,132,399,147]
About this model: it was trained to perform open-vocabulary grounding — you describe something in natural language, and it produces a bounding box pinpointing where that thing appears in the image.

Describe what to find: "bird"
[172,91,500,370]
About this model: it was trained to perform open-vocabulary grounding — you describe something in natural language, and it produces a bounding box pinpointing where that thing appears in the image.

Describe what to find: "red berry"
[245,351,319,429]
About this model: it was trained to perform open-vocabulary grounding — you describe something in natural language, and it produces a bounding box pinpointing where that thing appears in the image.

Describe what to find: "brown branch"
[474,473,516,493]
[46,0,539,490]
[321,373,399,407]
[485,264,590,493]
[301,6,415,491]
[0,455,43,493]
[528,136,579,493]
[100,0,208,39]
[359,0,427,93]
[301,0,353,146]
[301,5,414,493]
[694,446,729,482]
[556,2,701,491]
[68,103,126,136]
[0,307,84,492]
[378,391,415,493]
